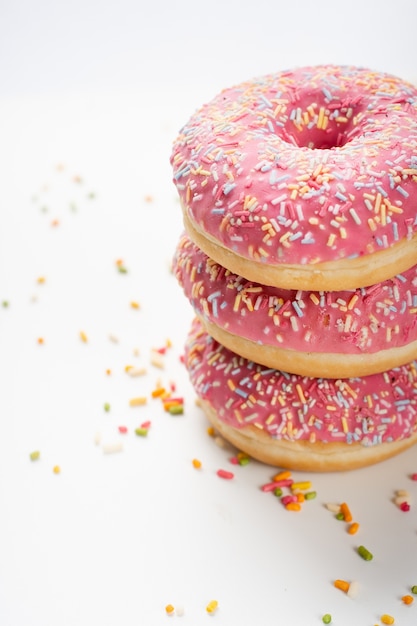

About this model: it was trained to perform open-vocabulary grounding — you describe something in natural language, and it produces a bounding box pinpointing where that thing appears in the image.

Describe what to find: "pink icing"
[171,65,417,267]
[185,318,417,445]
[173,233,417,355]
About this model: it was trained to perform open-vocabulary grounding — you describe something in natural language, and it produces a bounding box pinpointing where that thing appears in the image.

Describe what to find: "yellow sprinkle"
[327,233,336,247]
[129,396,147,407]
[150,351,165,369]
[37,276,46,284]
[80,331,88,343]
[165,604,175,615]
[291,481,312,491]
[192,458,202,469]
[206,600,218,614]
[130,301,140,309]
[53,465,61,474]
[381,615,395,625]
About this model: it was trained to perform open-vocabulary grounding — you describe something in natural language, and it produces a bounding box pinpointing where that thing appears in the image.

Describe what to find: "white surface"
[1,1,417,625]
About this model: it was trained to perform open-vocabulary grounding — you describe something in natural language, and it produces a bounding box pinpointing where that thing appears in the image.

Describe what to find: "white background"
[1,1,417,625]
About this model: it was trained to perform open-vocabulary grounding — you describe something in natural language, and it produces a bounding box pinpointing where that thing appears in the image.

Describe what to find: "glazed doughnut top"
[171,65,417,274]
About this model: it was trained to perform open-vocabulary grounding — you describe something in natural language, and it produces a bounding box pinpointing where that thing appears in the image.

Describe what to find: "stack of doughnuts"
[170,64,417,471]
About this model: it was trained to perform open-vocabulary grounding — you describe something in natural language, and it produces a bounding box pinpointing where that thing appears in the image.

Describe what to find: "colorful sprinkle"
[357,545,373,561]
[217,469,234,480]
[29,450,40,461]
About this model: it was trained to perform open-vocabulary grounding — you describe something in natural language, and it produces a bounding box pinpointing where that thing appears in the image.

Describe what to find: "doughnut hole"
[279,92,362,150]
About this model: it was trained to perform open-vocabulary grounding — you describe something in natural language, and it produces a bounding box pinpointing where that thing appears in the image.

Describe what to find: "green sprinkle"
[117,266,128,274]
[322,614,332,624]
[273,487,283,497]
[336,512,345,520]
[135,427,148,437]
[238,457,250,466]
[357,545,373,561]
[305,491,317,500]
[169,405,184,415]
[30,450,40,461]
[104,403,111,412]
[411,585,417,594]
[2,300,9,308]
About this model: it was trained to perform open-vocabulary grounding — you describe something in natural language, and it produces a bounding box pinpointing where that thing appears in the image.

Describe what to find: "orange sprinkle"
[296,493,305,503]
[334,579,350,593]
[340,502,353,522]
[273,470,292,481]
[402,595,414,605]
[285,502,301,511]
[152,387,166,398]
[192,459,202,469]
[165,604,175,615]
[348,522,360,535]
[37,337,44,345]
[207,427,215,437]
[105,369,111,375]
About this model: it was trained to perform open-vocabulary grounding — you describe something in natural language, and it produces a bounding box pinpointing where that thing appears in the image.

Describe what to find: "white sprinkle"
[102,441,123,454]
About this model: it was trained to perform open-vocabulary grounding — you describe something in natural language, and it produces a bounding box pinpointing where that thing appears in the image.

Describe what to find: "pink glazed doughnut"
[173,233,417,378]
[171,65,417,291]
[185,317,417,471]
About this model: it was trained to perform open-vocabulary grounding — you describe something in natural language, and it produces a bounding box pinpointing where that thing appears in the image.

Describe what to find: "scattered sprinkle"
[135,427,148,437]
[165,604,175,616]
[411,585,417,594]
[129,396,147,407]
[402,595,414,604]
[104,403,111,412]
[29,450,40,461]
[53,465,61,474]
[102,442,123,454]
[322,614,332,624]
[118,426,128,434]
[217,469,234,480]
[347,580,360,599]
[192,458,202,469]
[334,579,350,593]
[80,331,88,343]
[206,600,218,614]
[130,301,140,310]
[380,614,395,625]
[348,522,360,535]
[357,545,373,561]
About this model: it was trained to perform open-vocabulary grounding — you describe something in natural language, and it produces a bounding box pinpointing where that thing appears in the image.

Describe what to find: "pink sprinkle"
[141,420,151,429]
[400,502,411,512]
[217,469,234,480]
[260,478,294,492]
[281,495,298,505]
[229,457,239,465]
[118,426,128,434]
[411,473,417,481]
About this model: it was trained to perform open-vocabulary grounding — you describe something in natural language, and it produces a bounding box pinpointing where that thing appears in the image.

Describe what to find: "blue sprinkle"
[292,301,304,317]
[396,185,409,198]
